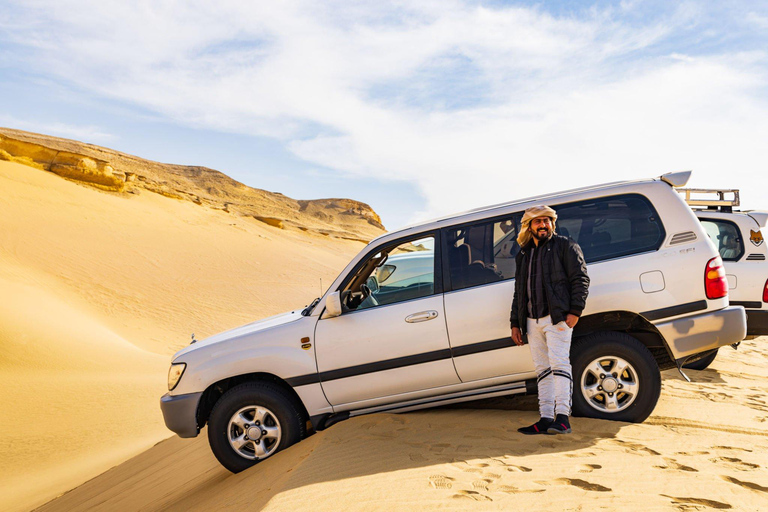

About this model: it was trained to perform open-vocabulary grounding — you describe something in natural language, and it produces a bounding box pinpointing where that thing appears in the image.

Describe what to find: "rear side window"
[445,216,520,291]
[700,219,744,261]
[554,194,665,263]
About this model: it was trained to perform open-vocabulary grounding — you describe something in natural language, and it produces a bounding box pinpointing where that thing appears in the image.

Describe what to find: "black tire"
[682,349,718,371]
[571,331,661,423]
[208,382,305,473]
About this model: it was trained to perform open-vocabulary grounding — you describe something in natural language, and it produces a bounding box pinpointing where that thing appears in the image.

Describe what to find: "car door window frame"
[440,212,523,293]
[334,230,443,314]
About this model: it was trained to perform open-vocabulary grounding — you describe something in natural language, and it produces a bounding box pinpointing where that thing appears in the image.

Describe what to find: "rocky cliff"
[0,127,385,241]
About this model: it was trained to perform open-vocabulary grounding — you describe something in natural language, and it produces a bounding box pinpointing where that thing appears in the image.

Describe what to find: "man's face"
[530,216,553,241]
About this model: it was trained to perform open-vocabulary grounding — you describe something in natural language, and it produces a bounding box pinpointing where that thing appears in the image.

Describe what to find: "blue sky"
[2,1,768,229]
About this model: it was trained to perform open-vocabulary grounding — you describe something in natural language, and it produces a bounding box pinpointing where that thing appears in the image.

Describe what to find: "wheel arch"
[197,372,310,432]
[572,310,676,370]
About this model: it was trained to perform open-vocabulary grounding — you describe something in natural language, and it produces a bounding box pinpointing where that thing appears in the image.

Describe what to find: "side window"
[446,216,519,291]
[349,236,435,311]
[554,195,665,263]
[700,219,744,261]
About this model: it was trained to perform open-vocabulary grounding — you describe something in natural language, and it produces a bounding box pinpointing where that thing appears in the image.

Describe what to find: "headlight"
[168,363,186,391]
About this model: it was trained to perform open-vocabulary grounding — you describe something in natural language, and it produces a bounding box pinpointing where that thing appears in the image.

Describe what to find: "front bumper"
[160,392,203,438]
[655,305,747,360]
[746,309,768,336]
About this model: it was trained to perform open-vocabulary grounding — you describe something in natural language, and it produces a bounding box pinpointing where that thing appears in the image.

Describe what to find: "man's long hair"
[517,205,558,247]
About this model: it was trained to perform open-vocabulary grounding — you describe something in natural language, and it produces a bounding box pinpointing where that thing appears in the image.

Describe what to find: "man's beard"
[532,227,552,241]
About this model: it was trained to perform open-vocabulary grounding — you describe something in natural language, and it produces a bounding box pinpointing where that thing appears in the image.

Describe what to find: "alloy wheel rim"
[580,356,640,413]
[227,405,282,460]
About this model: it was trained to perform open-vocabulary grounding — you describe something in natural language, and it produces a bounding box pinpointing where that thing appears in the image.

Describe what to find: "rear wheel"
[208,382,305,473]
[682,349,718,371]
[571,331,661,423]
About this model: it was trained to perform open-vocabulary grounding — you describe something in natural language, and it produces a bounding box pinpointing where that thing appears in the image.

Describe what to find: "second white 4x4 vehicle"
[161,171,746,472]
[677,188,768,370]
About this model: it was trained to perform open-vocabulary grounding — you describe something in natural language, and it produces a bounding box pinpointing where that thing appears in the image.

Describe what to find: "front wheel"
[208,382,305,473]
[571,331,661,423]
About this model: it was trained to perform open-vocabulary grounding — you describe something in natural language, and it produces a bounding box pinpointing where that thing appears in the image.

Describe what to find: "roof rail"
[677,188,740,208]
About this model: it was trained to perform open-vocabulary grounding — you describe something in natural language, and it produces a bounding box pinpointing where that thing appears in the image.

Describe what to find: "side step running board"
[312,380,532,431]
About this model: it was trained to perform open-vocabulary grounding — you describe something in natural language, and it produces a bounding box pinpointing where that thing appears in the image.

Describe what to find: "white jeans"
[527,315,573,418]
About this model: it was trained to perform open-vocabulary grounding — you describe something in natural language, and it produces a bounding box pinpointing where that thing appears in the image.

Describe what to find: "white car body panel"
[314,294,459,405]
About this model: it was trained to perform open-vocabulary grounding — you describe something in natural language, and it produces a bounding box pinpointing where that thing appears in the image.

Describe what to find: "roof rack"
[677,188,740,210]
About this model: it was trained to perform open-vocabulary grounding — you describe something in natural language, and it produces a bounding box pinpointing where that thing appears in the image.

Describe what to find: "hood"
[174,309,304,358]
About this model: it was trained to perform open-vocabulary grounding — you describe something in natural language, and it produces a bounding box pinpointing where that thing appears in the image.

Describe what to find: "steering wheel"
[360,283,372,299]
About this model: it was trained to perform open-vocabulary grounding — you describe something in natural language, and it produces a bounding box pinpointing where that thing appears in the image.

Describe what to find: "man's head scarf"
[517,205,558,246]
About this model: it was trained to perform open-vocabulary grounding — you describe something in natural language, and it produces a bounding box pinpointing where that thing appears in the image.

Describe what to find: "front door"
[315,234,460,407]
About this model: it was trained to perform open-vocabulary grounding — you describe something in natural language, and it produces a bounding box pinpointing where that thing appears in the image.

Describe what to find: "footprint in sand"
[472,478,493,491]
[452,490,493,501]
[409,453,428,462]
[563,451,597,458]
[429,443,451,452]
[428,474,454,489]
[576,464,602,473]
[660,494,732,510]
[538,478,611,492]
[720,475,768,493]
[505,465,533,473]
[710,457,760,471]
[604,439,661,456]
[654,458,698,473]
[451,461,489,473]
[675,451,710,456]
[712,446,752,453]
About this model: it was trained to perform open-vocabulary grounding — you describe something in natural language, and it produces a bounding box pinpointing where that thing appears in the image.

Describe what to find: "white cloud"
[3,1,768,226]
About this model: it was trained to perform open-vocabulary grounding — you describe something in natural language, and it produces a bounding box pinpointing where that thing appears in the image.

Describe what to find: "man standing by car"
[510,205,589,435]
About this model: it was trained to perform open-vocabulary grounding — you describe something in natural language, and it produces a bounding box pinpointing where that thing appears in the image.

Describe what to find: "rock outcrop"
[0,127,385,240]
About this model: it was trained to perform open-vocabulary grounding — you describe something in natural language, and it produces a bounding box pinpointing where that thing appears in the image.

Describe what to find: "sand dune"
[0,159,369,511]
[35,338,768,511]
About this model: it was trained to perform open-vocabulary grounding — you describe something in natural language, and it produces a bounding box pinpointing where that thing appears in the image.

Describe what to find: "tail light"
[705,256,728,299]
[763,278,768,303]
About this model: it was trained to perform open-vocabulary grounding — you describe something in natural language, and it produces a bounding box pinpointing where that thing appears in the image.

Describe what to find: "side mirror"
[325,291,342,318]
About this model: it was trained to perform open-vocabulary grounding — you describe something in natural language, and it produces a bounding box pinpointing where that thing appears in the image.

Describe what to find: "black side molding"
[641,300,707,321]
[451,337,515,357]
[731,301,762,309]
[286,374,321,387]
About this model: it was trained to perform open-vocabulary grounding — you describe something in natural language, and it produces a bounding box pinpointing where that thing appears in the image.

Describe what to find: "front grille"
[746,253,766,261]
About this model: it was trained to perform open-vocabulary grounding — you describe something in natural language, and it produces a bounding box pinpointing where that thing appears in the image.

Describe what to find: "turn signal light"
[705,256,728,300]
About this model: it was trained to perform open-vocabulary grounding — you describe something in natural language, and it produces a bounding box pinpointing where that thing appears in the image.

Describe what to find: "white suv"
[678,188,768,369]
[161,171,746,472]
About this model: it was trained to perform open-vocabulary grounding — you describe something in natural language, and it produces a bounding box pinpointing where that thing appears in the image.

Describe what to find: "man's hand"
[511,327,524,346]
[565,314,579,328]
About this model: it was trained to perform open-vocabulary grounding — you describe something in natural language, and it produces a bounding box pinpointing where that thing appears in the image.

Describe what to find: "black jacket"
[509,234,589,333]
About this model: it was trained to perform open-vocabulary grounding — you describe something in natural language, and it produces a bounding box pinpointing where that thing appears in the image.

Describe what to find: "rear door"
[442,214,536,382]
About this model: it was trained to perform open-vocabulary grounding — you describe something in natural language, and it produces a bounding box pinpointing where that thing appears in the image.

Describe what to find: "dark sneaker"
[547,414,572,434]
[517,417,553,435]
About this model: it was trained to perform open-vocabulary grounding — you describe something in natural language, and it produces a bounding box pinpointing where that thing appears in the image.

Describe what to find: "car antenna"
[319,278,323,297]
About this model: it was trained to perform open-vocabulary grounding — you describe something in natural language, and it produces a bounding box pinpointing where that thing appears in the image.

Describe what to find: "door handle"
[405,310,439,323]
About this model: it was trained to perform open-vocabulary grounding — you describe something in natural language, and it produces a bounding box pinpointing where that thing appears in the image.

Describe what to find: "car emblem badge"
[750,229,764,247]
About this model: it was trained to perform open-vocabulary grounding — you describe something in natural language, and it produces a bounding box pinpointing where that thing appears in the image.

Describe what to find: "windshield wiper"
[302,297,321,316]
